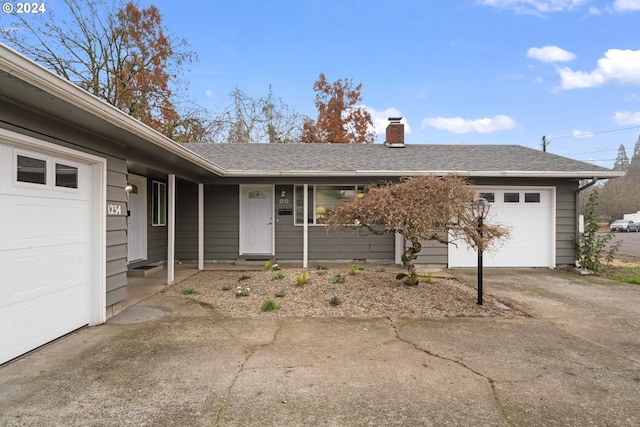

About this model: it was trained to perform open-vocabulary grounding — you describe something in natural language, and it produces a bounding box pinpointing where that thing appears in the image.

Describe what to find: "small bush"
[236,287,250,297]
[348,263,362,275]
[264,261,273,271]
[262,299,280,312]
[221,283,233,291]
[272,270,285,280]
[331,274,345,284]
[295,271,309,286]
[376,267,386,272]
[181,288,197,295]
[316,269,328,276]
[329,295,342,306]
[275,287,287,298]
[270,263,281,271]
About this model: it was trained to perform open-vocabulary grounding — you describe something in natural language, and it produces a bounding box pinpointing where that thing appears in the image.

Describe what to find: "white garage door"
[448,188,555,268]
[0,132,105,365]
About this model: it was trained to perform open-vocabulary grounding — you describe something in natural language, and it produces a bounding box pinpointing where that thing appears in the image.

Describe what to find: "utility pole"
[542,135,547,152]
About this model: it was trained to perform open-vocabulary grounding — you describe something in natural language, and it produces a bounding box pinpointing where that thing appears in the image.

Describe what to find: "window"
[479,192,495,203]
[17,154,46,184]
[295,185,362,225]
[504,192,520,203]
[525,192,541,203]
[55,163,78,188]
[152,181,166,226]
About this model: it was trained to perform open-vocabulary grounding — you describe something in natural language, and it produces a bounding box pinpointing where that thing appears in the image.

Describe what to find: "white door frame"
[239,184,275,256]
[127,174,147,263]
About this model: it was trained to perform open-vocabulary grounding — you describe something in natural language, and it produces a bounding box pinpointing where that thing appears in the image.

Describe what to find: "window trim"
[152,180,167,226]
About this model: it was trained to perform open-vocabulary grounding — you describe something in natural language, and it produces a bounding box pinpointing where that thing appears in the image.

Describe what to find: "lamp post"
[471,198,491,305]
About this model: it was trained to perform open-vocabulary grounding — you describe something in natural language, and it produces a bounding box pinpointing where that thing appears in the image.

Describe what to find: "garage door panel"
[1,139,100,365]
[449,188,554,268]
[3,286,89,359]
[0,243,91,308]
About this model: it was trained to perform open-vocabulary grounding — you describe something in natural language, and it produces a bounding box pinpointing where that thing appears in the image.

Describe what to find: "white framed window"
[152,180,167,226]
[55,162,79,189]
[294,185,364,225]
[16,153,47,185]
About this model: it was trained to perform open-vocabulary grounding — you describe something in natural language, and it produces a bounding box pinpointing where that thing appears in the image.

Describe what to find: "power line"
[542,124,640,151]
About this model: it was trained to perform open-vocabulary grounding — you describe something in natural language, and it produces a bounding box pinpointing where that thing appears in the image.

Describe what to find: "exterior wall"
[175,179,199,261]
[105,156,128,306]
[555,180,579,265]
[204,185,240,260]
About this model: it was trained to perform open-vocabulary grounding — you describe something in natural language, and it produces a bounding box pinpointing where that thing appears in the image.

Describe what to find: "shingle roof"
[183,143,621,178]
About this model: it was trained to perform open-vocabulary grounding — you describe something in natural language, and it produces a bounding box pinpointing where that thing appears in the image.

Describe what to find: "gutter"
[220,169,626,179]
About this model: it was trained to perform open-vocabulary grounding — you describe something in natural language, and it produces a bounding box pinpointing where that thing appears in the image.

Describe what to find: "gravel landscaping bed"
[165,266,526,318]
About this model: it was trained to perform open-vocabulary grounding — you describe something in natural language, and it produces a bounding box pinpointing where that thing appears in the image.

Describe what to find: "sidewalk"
[1,268,639,426]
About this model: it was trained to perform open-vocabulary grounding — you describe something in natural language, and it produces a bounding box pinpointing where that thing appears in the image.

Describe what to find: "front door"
[239,185,274,255]
[127,174,147,263]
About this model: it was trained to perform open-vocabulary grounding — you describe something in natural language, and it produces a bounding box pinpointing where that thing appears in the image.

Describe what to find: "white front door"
[239,185,274,255]
[127,174,147,263]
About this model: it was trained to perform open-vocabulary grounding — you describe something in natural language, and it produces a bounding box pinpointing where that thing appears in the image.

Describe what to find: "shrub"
[376,267,386,272]
[272,270,285,280]
[331,274,345,284]
[574,191,621,272]
[264,261,273,271]
[181,288,197,295]
[261,299,280,312]
[295,271,309,286]
[329,295,342,306]
[236,287,250,297]
[275,287,287,298]
[221,283,233,291]
[348,263,362,275]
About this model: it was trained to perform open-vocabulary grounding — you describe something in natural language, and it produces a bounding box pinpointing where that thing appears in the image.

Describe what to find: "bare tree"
[0,0,198,138]
[325,176,509,284]
[213,86,305,143]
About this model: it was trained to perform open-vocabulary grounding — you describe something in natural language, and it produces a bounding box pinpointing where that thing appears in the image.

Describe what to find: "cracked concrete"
[1,268,639,426]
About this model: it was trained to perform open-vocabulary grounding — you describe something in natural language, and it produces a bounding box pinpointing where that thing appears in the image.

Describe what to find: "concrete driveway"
[1,268,639,426]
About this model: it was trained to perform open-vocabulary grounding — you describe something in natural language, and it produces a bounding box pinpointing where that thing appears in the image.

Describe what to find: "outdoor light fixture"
[471,197,491,305]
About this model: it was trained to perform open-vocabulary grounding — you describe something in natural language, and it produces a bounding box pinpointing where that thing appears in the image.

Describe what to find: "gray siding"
[414,233,449,265]
[204,185,239,260]
[105,157,128,306]
[175,179,199,260]
[556,181,578,265]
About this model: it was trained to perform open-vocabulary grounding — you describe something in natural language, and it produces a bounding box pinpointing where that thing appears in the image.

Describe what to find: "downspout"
[574,177,598,266]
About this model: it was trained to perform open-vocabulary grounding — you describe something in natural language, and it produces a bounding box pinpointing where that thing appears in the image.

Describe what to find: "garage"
[448,188,555,268]
[0,130,106,365]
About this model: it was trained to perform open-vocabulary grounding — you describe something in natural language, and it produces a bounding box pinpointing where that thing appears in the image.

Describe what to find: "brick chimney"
[384,117,405,147]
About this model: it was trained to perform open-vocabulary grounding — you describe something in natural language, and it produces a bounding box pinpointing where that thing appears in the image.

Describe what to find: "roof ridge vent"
[384,117,405,148]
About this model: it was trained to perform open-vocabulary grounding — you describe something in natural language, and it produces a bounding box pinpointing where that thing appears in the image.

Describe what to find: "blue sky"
[8,0,640,167]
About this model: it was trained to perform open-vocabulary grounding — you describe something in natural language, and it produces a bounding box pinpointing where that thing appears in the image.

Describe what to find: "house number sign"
[107,202,125,216]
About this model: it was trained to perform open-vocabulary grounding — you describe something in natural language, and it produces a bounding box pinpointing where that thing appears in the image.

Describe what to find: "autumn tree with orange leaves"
[302,73,375,144]
[0,0,205,141]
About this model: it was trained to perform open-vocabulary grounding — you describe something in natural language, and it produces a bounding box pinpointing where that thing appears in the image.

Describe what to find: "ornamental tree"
[325,175,509,284]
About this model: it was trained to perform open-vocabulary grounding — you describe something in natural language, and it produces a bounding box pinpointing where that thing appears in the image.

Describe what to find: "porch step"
[128,264,164,277]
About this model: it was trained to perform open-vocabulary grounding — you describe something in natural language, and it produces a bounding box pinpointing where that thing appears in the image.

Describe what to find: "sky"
[5,0,640,168]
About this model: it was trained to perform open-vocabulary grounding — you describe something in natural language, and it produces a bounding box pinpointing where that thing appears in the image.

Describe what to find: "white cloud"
[476,0,587,15]
[571,130,593,138]
[558,49,640,89]
[614,111,640,125]
[363,106,412,135]
[421,114,517,134]
[205,90,214,98]
[614,0,640,11]
[527,46,576,62]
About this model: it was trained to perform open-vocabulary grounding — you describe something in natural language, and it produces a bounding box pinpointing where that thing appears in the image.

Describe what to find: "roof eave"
[222,170,626,178]
[0,43,226,177]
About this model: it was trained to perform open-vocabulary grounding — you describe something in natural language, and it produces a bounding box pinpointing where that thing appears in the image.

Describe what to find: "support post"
[198,183,204,271]
[167,174,176,285]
